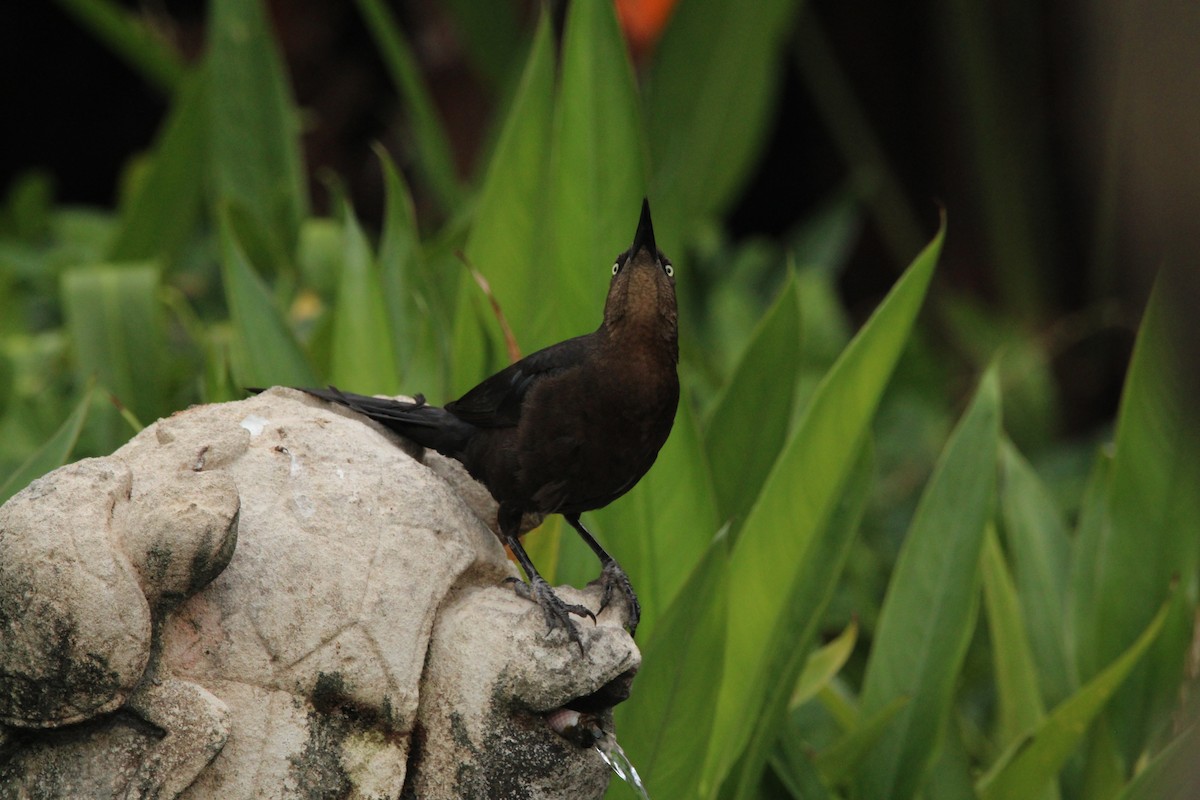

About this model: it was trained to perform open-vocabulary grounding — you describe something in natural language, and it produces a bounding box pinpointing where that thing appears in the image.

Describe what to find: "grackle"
[292,200,677,647]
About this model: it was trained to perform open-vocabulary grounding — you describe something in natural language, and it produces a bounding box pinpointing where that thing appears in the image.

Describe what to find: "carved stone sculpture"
[0,388,639,799]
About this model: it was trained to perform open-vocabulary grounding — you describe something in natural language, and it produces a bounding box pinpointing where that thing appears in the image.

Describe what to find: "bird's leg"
[500,513,595,652]
[564,514,641,636]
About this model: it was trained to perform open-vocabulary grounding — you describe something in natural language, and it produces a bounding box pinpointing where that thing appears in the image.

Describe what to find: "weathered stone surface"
[410,582,639,800]
[0,459,151,728]
[0,388,639,799]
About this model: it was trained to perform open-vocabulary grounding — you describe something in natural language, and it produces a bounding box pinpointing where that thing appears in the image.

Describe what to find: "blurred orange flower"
[614,0,679,60]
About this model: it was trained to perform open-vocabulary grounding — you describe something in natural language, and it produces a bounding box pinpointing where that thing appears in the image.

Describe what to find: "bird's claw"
[505,576,595,652]
[595,561,641,637]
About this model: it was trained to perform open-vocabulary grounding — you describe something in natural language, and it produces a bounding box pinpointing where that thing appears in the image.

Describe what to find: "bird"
[291,199,677,648]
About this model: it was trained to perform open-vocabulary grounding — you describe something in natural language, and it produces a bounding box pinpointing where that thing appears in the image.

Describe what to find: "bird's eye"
[612,263,620,276]
[664,263,674,277]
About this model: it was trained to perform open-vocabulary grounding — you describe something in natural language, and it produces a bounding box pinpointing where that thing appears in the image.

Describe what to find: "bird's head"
[603,199,677,344]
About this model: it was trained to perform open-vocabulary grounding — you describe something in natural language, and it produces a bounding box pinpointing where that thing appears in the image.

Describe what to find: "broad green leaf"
[450,11,554,395]
[854,367,1001,800]
[923,721,979,800]
[587,396,719,635]
[522,515,562,586]
[791,619,859,710]
[109,72,206,263]
[770,745,835,800]
[377,147,441,392]
[999,439,1075,707]
[612,532,729,800]
[1069,273,1200,759]
[0,352,11,420]
[355,0,463,210]
[701,224,943,795]
[646,0,800,237]
[977,601,1171,800]
[0,383,93,504]
[814,696,910,787]
[730,442,874,799]
[329,201,400,394]
[982,524,1057,800]
[206,0,307,264]
[543,0,647,349]
[704,269,802,529]
[61,263,169,427]
[219,213,316,388]
[1115,720,1200,800]
[1080,719,1124,800]
[1066,446,1112,667]
[54,0,185,92]
[819,682,861,732]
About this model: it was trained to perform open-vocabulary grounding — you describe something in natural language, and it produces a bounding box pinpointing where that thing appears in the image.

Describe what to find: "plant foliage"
[2,1,1197,797]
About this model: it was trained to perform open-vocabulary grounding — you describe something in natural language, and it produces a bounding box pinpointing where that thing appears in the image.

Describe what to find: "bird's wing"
[446,334,592,427]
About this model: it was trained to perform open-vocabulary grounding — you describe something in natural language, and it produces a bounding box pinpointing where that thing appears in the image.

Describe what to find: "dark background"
[5,0,1198,438]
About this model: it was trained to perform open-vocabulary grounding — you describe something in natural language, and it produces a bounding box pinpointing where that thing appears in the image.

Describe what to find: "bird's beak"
[630,198,657,258]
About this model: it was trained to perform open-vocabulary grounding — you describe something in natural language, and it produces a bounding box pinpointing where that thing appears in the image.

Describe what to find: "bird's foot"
[505,576,595,652]
[595,561,641,637]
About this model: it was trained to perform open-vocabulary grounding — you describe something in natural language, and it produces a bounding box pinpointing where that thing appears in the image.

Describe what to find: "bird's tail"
[283,386,476,460]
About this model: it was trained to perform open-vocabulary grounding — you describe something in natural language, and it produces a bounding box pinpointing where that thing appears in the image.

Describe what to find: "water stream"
[546,707,651,798]
[595,734,650,799]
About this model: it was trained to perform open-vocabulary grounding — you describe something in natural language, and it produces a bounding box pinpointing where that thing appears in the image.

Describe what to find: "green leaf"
[704,269,802,529]
[543,0,647,348]
[521,516,561,586]
[1080,719,1125,800]
[355,0,463,210]
[923,721,979,800]
[109,71,207,262]
[1115,719,1200,800]
[0,383,93,504]
[329,200,400,394]
[218,212,316,388]
[977,600,1172,800]
[0,352,11,421]
[814,696,910,787]
[206,0,307,264]
[61,263,169,427]
[981,524,1056,798]
[613,532,729,800]
[1069,273,1200,759]
[999,439,1075,707]
[701,223,943,795]
[854,366,1001,800]
[791,619,859,710]
[376,147,441,392]
[729,442,874,799]
[450,10,555,395]
[646,0,801,238]
[770,743,836,800]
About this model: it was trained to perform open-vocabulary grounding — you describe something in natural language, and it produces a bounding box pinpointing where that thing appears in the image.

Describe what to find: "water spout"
[546,707,650,798]
[595,734,650,800]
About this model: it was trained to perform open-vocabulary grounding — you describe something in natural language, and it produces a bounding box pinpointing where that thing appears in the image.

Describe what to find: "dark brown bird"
[297,200,677,647]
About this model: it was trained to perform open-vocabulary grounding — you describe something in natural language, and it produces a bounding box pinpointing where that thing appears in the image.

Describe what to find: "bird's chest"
[518,353,678,495]
[569,353,673,440]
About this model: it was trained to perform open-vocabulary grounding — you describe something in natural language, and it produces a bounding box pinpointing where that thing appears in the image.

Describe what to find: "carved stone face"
[0,388,639,799]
